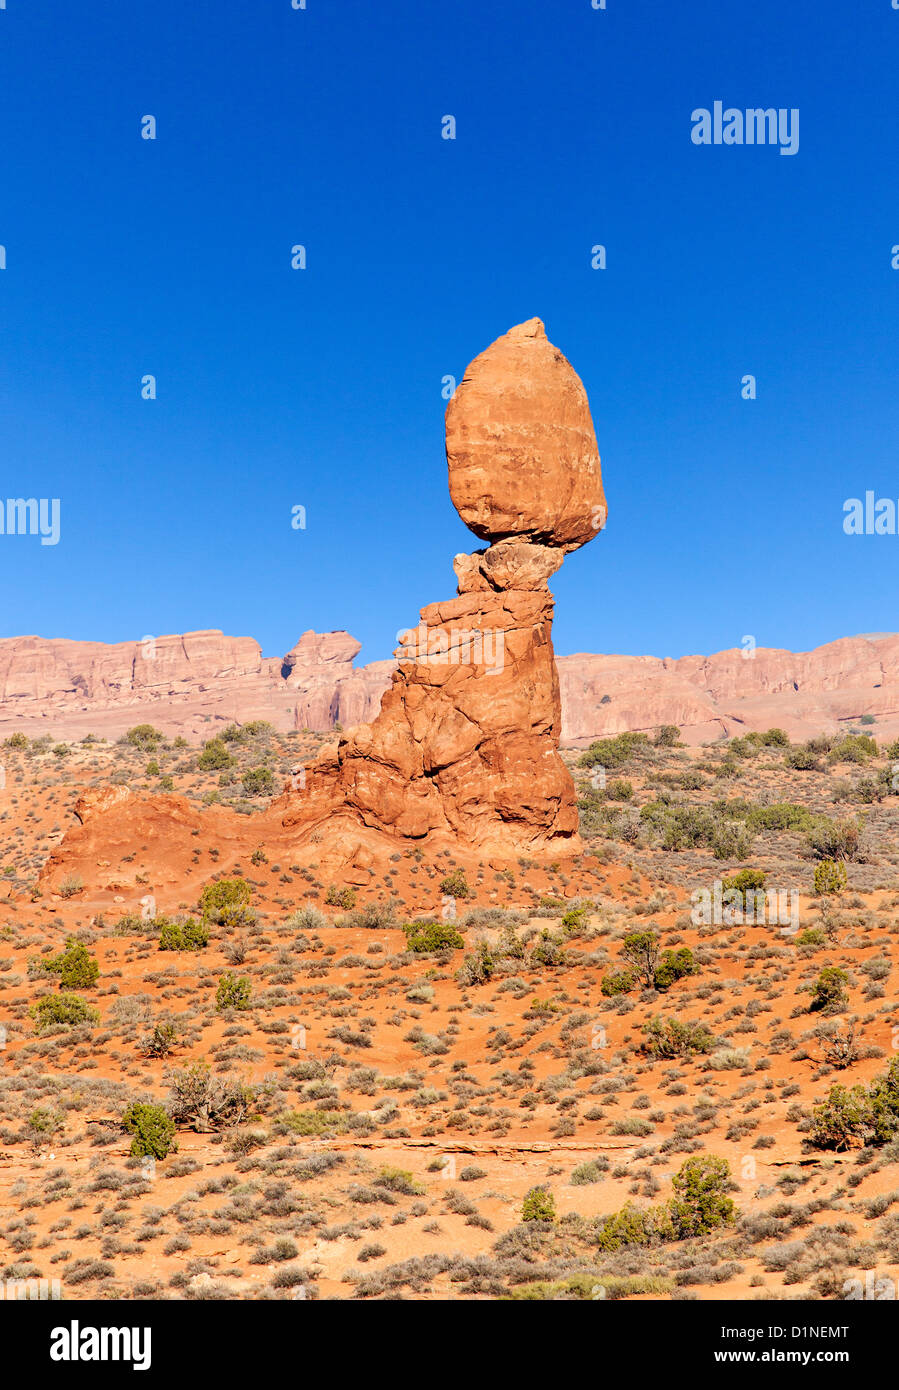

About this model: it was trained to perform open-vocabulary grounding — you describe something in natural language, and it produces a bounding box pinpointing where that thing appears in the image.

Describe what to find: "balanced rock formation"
[276,319,605,852]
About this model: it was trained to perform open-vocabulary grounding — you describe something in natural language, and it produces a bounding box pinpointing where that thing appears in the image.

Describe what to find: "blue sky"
[0,0,897,666]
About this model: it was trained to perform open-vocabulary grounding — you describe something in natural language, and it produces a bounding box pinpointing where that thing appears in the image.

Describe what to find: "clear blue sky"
[1,0,897,666]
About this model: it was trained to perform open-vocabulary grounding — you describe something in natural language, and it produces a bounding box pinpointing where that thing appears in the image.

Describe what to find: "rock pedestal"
[277,318,606,852]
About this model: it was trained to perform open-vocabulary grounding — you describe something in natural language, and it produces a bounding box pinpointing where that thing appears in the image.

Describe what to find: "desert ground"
[1,719,898,1301]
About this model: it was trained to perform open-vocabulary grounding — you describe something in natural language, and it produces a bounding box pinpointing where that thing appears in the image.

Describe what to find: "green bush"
[594,1201,656,1251]
[121,1102,177,1160]
[601,969,635,997]
[808,1058,899,1151]
[606,779,633,801]
[654,725,681,747]
[808,1083,876,1150]
[785,745,822,771]
[45,938,99,990]
[31,993,99,1033]
[642,1016,715,1059]
[560,906,588,935]
[578,732,651,770]
[28,1106,65,1137]
[521,1186,556,1222]
[457,940,495,987]
[197,738,234,771]
[666,1155,735,1238]
[814,859,848,896]
[158,918,209,951]
[653,947,697,991]
[403,920,464,952]
[325,885,357,909]
[530,930,566,968]
[828,733,877,764]
[806,819,860,862]
[745,802,815,833]
[279,1109,343,1136]
[439,868,470,899]
[125,724,164,751]
[200,877,253,926]
[242,766,275,796]
[810,966,849,1013]
[215,973,252,1011]
[722,868,766,910]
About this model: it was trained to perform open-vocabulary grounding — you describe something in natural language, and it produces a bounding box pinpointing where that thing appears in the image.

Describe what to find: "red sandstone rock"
[445,318,607,552]
[274,321,607,853]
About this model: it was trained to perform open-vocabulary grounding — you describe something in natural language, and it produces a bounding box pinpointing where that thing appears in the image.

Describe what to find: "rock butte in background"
[3,629,899,749]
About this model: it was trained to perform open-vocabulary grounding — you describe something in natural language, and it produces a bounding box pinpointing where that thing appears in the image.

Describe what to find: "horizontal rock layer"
[0,629,897,746]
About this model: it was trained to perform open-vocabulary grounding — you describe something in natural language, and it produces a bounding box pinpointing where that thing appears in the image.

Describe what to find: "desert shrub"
[750,727,789,746]
[654,947,698,991]
[828,734,877,764]
[667,1155,735,1238]
[31,993,99,1033]
[806,819,860,862]
[808,1084,873,1151]
[606,779,633,801]
[642,1016,715,1059]
[785,744,822,771]
[521,1186,556,1222]
[529,930,566,967]
[45,938,99,989]
[722,868,766,909]
[814,859,848,896]
[197,738,234,771]
[571,1158,609,1185]
[621,929,660,987]
[403,920,464,953]
[658,805,718,851]
[216,973,252,1011]
[594,1201,657,1251]
[707,1046,752,1071]
[578,732,651,770]
[286,905,328,931]
[808,1059,899,1151]
[325,885,356,909]
[58,874,84,899]
[744,801,815,832]
[374,1166,424,1195]
[121,1103,177,1160]
[810,967,849,1014]
[277,1109,344,1137]
[158,918,209,951]
[242,766,275,796]
[601,970,635,997]
[654,724,681,747]
[125,724,164,751]
[28,1106,65,1138]
[439,868,470,899]
[457,940,495,987]
[560,906,588,934]
[200,877,253,926]
[142,1022,178,1057]
[3,731,28,749]
[167,1062,258,1132]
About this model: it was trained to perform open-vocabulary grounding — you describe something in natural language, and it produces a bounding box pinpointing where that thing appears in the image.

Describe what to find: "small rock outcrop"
[277,318,606,852]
